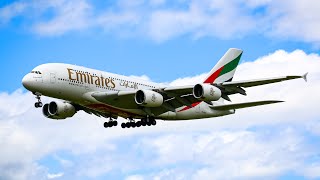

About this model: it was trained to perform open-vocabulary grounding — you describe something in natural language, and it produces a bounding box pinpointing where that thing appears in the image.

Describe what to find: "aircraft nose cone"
[22,74,31,90]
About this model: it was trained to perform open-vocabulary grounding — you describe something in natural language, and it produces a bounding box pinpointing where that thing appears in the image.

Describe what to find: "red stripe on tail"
[203,66,224,83]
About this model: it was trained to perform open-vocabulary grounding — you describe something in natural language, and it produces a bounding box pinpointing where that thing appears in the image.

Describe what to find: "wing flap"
[210,100,283,110]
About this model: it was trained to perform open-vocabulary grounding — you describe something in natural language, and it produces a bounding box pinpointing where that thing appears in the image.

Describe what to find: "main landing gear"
[34,93,43,108]
[121,117,157,128]
[104,118,118,128]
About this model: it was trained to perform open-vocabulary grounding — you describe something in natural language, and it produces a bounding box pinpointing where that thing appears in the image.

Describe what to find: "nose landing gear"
[34,93,43,108]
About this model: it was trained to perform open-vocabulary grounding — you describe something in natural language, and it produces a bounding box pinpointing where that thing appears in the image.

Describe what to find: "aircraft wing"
[90,73,307,116]
[210,100,283,110]
[218,73,307,97]
[221,73,307,88]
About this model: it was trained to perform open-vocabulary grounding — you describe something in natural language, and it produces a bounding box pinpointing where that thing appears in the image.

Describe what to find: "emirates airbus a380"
[22,48,307,129]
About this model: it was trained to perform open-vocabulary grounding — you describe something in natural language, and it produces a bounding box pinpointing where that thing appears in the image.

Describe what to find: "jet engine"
[42,101,76,119]
[193,84,222,101]
[135,90,163,107]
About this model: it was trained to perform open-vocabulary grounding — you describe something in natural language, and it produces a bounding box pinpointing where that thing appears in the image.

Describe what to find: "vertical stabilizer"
[203,48,243,83]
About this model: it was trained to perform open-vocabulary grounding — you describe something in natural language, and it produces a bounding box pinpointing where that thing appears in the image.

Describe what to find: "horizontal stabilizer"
[210,100,284,110]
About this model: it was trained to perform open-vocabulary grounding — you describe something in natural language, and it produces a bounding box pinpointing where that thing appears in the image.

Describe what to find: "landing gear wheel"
[104,121,117,128]
[120,117,156,129]
[104,122,109,128]
[151,120,156,126]
[136,121,141,127]
[109,122,115,127]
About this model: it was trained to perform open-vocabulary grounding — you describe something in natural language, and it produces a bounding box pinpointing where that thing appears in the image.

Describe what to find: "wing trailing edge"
[210,100,284,110]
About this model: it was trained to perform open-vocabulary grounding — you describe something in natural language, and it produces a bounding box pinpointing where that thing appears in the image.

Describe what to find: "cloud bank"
[0,49,319,179]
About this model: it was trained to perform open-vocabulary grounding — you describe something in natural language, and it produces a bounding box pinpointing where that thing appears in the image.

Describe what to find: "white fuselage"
[22,63,234,120]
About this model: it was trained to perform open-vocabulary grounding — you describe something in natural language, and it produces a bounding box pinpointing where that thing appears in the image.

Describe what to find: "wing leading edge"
[221,73,308,88]
[218,73,308,99]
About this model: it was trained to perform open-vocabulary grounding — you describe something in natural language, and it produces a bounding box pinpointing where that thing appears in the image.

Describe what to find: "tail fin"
[203,48,243,83]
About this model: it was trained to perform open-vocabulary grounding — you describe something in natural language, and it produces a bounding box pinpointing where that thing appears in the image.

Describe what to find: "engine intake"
[193,84,222,101]
[42,101,76,119]
[135,90,163,107]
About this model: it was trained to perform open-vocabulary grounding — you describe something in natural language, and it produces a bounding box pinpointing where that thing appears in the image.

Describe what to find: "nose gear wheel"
[34,93,43,108]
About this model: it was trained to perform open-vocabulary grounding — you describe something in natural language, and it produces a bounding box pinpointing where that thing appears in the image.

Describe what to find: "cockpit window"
[31,71,42,74]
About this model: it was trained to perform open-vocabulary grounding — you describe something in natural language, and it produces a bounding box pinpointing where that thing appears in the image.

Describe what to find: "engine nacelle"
[42,101,76,120]
[135,90,163,107]
[193,84,222,101]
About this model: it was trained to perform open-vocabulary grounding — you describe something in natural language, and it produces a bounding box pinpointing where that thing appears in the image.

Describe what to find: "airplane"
[22,48,307,129]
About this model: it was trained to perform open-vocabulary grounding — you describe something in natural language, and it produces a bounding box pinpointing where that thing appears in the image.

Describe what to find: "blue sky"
[0,0,320,180]
[0,0,317,92]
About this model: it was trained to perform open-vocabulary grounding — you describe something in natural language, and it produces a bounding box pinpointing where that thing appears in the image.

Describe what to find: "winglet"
[302,72,308,82]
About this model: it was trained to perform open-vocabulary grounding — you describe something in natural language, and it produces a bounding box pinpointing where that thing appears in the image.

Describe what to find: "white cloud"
[125,175,145,180]
[0,1,27,24]
[124,127,314,180]
[168,73,206,86]
[0,89,33,118]
[1,0,320,44]
[147,0,256,42]
[0,49,319,179]
[47,172,64,179]
[33,0,92,36]
[96,11,140,31]
[301,163,320,179]
[266,0,320,45]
